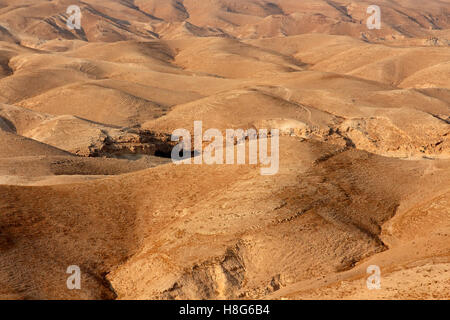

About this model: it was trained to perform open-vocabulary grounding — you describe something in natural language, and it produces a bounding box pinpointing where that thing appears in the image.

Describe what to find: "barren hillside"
[0,0,448,300]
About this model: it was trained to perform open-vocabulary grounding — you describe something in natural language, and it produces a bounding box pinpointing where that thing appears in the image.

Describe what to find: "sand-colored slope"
[270,178,450,300]
[248,34,450,88]
[169,37,305,78]
[0,0,448,301]
[0,103,50,133]
[18,81,166,127]
[0,154,169,180]
[0,103,178,161]
[1,0,449,44]
[181,0,450,41]
[0,0,159,43]
[141,69,449,159]
[0,130,70,158]
[1,138,448,299]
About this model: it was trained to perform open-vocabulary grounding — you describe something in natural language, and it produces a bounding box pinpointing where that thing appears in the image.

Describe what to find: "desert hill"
[0,0,448,300]
[1,138,449,299]
[1,0,449,44]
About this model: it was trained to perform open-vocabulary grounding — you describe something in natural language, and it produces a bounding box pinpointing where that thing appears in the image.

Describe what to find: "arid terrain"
[0,0,449,300]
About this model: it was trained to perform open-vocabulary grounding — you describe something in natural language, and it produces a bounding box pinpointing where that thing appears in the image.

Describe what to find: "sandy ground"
[0,0,448,300]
